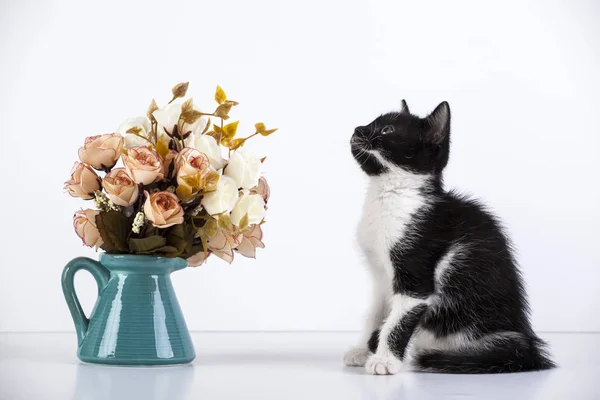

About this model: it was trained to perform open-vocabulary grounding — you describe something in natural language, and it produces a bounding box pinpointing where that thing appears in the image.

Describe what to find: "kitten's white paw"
[343,347,372,367]
[365,354,402,375]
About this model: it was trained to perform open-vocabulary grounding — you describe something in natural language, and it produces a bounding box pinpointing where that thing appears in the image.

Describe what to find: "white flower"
[224,148,261,189]
[195,134,225,170]
[230,192,266,226]
[131,211,145,234]
[116,117,152,149]
[152,102,206,143]
[201,175,239,215]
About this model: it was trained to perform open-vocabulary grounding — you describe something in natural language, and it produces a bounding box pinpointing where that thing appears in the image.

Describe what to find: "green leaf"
[153,245,180,257]
[128,235,167,254]
[96,211,132,253]
[163,221,195,258]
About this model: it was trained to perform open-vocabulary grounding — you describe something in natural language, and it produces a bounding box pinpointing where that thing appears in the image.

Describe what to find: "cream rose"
[152,102,206,144]
[175,147,212,187]
[194,134,225,170]
[116,116,152,149]
[64,162,101,199]
[143,191,184,228]
[73,209,103,249]
[230,193,266,226]
[78,134,123,170]
[123,146,164,185]
[224,148,261,189]
[102,168,140,206]
[201,175,239,215]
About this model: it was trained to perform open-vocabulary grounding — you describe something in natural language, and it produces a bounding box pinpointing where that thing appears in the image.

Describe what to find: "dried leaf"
[218,213,233,232]
[214,103,232,120]
[181,97,194,114]
[126,126,142,135]
[230,138,245,150]
[215,85,227,104]
[213,124,224,134]
[201,235,209,257]
[206,131,220,141]
[204,172,220,192]
[239,214,249,230]
[203,218,218,238]
[147,99,159,123]
[156,136,170,158]
[221,138,233,148]
[181,173,203,189]
[176,184,194,203]
[181,110,203,124]
[255,122,277,136]
[171,82,189,102]
[214,100,238,120]
[260,128,278,137]
[222,121,239,140]
[260,156,267,163]
[255,122,267,134]
[201,118,211,135]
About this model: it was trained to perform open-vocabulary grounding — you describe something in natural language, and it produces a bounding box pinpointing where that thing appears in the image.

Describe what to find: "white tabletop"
[0,332,597,400]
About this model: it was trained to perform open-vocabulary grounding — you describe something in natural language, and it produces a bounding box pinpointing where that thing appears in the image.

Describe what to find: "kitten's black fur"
[351,101,555,373]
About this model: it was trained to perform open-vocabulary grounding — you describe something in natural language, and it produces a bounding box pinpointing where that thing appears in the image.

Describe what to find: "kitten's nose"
[354,126,367,135]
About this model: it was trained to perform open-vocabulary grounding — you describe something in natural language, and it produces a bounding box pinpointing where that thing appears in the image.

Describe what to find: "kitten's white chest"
[357,174,429,277]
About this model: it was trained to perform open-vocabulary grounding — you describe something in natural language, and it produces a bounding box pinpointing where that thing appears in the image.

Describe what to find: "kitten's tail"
[413,333,556,374]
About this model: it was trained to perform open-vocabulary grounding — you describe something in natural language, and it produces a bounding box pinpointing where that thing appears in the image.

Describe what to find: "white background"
[0,0,598,333]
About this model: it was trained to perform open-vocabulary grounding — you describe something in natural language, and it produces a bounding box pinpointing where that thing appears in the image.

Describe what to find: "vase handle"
[61,257,110,346]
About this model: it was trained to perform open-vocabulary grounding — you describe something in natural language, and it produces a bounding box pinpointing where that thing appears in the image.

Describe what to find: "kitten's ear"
[425,101,450,145]
[400,99,410,115]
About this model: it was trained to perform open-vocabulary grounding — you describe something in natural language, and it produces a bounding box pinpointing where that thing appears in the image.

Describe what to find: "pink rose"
[206,228,243,264]
[123,146,164,185]
[187,251,210,267]
[251,176,270,204]
[78,134,123,170]
[73,209,103,249]
[236,224,265,259]
[175,147,212,187]
[64,162,101,199]
[143,191,184,228]
[102,168,140,206]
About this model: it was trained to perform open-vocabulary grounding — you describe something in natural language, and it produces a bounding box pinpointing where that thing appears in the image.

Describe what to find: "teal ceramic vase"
[61,254,195,366]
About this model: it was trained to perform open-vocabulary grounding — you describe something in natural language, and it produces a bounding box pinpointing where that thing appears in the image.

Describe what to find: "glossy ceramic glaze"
[61,254,195,366]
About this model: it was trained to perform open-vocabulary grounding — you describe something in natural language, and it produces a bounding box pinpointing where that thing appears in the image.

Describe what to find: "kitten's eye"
[381,125,394,135]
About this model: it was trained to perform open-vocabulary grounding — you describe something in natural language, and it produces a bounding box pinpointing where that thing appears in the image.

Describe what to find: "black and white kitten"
[345,100,555,375]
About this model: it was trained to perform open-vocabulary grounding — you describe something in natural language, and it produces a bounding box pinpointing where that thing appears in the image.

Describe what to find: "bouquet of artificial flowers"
[64,83,276,265]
